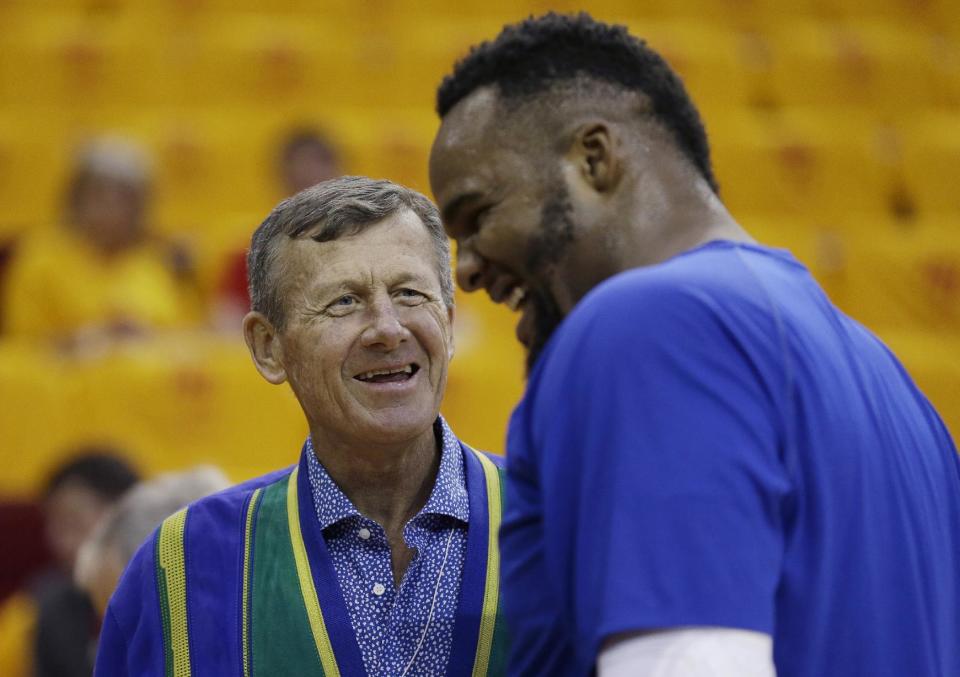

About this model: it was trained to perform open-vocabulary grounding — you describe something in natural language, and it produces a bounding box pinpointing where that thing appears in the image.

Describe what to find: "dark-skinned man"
[95,177,508,676]
[429,13,960,677]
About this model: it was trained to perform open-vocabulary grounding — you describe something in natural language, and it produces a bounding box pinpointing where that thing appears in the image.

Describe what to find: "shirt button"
[358,527,371,540]
[372,583,386,596]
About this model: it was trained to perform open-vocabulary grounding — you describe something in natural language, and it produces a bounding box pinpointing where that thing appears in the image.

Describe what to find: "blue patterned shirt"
[305,417,469,676]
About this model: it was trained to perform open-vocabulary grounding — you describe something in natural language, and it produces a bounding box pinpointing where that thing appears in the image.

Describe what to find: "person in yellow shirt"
[2,137,200,350]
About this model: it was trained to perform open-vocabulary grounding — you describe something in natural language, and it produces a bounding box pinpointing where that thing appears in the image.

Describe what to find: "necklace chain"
[375,527,454,677]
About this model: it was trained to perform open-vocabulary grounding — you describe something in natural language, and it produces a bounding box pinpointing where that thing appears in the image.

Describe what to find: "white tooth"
[505,286,527,312]
[360,366,413,380]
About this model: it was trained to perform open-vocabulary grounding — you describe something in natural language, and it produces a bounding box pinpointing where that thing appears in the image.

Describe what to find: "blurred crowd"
[0,2,957,673]
[0,448,229,677]
[0,127,341,351]
[0,126,342,677]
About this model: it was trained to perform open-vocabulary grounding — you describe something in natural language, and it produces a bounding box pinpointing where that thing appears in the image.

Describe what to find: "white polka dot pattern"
[305,417,470,676]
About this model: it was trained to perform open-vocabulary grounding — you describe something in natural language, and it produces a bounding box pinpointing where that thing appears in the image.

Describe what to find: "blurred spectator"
[0,448,138,677]
[277,127,342,196]
[1,137,201,353]
[75,466,230,617]
[215,127,342,326]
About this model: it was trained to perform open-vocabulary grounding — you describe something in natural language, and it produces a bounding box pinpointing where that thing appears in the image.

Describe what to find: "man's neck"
[553,196,751,315]
[619,191,753,273]
[309,426,440,536]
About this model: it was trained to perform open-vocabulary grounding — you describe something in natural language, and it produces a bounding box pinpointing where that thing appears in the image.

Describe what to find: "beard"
[523,286,564,374]
[523,186,577,375]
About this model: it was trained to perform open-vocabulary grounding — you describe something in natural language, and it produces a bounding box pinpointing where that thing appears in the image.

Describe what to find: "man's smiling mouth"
[354,364,420,383]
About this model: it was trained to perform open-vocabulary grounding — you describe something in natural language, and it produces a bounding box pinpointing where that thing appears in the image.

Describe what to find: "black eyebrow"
[441,193,480,226]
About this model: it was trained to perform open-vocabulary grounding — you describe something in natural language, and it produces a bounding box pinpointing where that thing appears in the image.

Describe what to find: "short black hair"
[44,447,140,502]
[436,12,718,193]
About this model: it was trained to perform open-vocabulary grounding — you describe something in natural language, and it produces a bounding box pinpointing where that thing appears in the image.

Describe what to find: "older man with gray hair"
[94,176,508,677]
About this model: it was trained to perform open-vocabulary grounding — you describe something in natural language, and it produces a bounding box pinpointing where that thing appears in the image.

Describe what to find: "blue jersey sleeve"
[94,534,166,677]
[517,275,793,670]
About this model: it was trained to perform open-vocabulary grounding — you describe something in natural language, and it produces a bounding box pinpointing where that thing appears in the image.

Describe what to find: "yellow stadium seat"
[619,20,755,109]
[711,107,893,221]
[767,20,939,111]
[831,216,960,334]
[901,112,960,216]
[0,112,73,232]
[0,7,174,109]
[744,211,960,342]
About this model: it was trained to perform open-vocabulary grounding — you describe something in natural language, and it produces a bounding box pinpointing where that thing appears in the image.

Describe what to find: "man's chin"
[353,406,439,446]
[522,291,564,376]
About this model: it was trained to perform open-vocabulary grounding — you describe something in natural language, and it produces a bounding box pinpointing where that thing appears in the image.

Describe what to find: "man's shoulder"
[478,449,505,469]
[582,242,787,309]
[560,265,720,347]
[99,464,298,675]
[564,241,805,342]
[175,466,294,519]
[531,243,798,386]
[201,465,295,505]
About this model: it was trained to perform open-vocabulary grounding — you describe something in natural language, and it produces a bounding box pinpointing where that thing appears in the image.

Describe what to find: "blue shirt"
[305,417,469,677]
[502,241,960,676]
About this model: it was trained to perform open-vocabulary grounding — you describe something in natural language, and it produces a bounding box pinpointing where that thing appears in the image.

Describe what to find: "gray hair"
[75,466,230,585]
[247,175,454,329]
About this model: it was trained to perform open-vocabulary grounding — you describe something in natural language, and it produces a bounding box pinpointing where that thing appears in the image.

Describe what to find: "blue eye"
[325,295,357,314]
[396,289,426,303]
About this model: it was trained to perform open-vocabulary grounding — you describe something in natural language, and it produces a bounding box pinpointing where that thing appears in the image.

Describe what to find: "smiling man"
[94,176,507,676]
[429,13,960,677]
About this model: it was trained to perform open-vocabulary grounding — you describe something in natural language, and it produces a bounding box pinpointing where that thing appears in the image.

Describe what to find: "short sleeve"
[525,277,792,671]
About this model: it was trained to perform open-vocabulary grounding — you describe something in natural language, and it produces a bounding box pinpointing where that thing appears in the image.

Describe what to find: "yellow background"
[0,0,958,494]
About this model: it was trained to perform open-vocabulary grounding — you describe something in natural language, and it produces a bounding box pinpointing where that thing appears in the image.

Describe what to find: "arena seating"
[0,0,956,496]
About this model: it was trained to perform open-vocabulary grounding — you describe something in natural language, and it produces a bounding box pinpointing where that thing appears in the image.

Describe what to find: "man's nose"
[361,299,408,350]
[456,245,486,292]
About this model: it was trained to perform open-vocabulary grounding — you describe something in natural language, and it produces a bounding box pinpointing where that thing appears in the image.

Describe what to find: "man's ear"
[568,122,621,193]
[446,304,456,362]
[242,311,288,385]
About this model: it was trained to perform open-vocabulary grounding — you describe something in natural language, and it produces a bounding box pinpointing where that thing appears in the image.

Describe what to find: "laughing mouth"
[354,364,419,383]
[495,284,535,348]
[504,285,527,312]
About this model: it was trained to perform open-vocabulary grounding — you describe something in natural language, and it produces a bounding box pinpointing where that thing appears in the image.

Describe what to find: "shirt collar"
[304,416,470,531]
[421,416,470,523]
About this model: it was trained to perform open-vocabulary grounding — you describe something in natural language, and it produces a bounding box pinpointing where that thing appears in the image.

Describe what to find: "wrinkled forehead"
[274,210,441,291]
